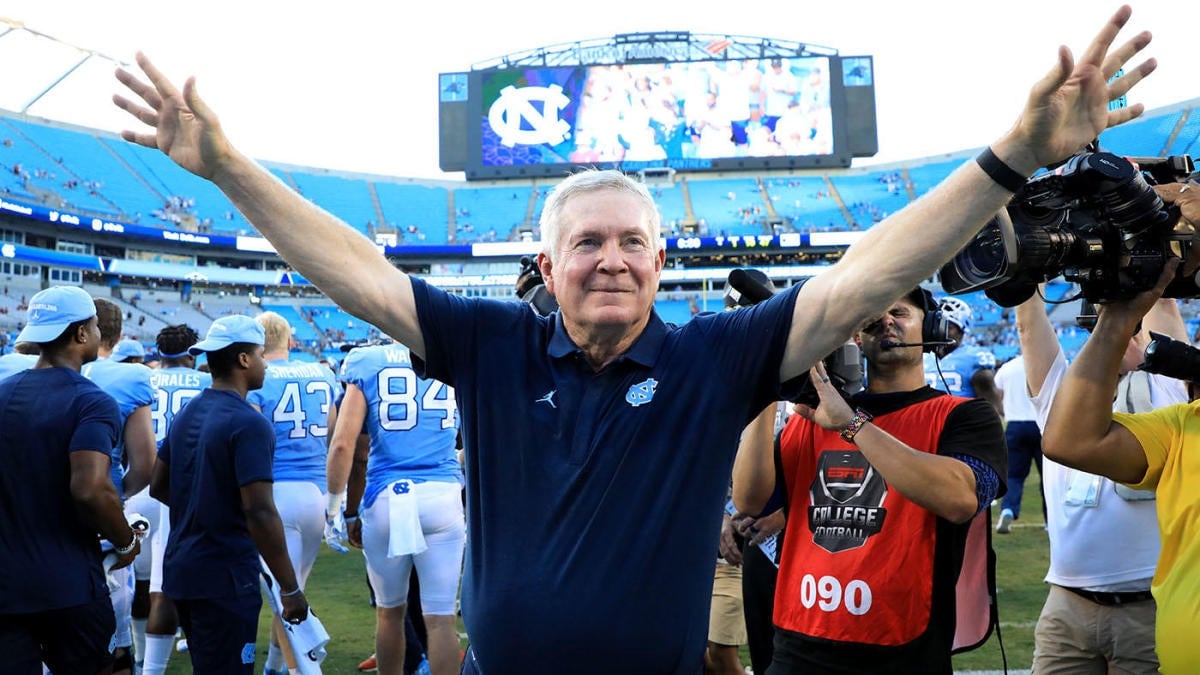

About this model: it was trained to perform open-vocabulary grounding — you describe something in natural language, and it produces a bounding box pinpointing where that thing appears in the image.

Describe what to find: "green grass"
[163,473,1049,673]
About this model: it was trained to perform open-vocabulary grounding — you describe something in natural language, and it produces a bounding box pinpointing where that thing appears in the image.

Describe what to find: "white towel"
[260,563,330,674]
[387,479,427,558]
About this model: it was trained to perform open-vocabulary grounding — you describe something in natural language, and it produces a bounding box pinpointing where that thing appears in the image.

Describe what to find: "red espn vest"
[774,395,982,647]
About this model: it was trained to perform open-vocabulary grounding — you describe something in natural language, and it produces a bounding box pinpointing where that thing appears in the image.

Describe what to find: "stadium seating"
[828,171,908,230]
[452,185,532,243]
[3,101,1199,367]
[100,137,252,233]
[1098,108,1184,157]
[260,303,324,345]
[288,170,379,235]
[903,158,962,199]
[684,177,768,237]
[374,182,451,244]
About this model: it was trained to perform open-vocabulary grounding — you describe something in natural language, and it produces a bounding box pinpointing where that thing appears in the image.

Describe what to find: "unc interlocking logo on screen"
[487,85,571,148]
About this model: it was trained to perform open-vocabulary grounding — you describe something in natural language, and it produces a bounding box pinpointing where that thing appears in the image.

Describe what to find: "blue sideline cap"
[16,286,97,344]
[189,315,265,355]
[112,339,145,363]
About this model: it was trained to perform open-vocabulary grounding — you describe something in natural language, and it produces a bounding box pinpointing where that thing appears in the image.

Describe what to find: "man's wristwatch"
[840,409,874,444]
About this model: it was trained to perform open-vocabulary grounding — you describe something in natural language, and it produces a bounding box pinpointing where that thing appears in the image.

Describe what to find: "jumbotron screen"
[443,55,876,179]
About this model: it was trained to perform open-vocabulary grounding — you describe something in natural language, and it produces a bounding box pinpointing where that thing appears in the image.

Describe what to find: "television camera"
[939,148,1198,307]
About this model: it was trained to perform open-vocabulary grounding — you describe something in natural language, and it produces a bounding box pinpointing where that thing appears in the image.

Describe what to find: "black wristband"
[975,147,1027,193]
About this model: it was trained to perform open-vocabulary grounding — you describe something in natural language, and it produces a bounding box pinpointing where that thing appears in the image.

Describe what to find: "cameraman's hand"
[1098,257,1178,327]
[1155,181,1200,275]
[793,362,854,432]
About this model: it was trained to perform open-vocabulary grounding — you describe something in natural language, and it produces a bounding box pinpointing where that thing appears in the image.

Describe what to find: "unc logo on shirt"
[625,378,659,407]
[241,642,256,664]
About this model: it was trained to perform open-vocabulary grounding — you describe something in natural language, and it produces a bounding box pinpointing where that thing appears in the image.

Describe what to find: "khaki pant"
[1032,584,1158,674]
[709,562,747,646]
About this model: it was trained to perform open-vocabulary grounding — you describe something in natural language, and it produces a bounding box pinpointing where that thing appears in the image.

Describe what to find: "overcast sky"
[2,1,1195,179]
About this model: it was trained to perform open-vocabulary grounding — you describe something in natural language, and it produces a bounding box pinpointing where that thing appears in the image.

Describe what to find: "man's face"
[246,344,268,391]
[81,316,102,363]
[856,299,925,365]
[539,190,664,338]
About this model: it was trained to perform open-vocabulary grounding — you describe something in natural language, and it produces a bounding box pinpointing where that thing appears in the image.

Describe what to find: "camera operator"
[1015,278,1187,674]
[732,287,1006,674]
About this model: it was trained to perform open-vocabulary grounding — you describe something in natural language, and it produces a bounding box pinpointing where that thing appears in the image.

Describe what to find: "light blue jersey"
[149,366,213,446]
[339,344,461,509]
[151,362,214,446]
[247,359,339,487]
[82,357,155,497]
[924,345,997,398]
[0,353,37,382]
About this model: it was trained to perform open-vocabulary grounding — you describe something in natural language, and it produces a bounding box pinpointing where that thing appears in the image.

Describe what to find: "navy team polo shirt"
[410,277,801,674]
[159,388,275,600]
[0,368,120,613]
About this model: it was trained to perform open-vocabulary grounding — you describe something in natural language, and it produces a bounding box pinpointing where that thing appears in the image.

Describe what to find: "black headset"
[912,287,954,355]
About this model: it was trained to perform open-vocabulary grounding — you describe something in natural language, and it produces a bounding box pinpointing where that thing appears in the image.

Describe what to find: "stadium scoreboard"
[438,33,877,180]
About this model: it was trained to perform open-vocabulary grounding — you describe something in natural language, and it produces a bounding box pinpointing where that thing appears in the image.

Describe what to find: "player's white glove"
[324,491,350,553]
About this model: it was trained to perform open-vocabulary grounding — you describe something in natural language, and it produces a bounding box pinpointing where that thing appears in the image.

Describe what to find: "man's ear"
[536,251,556,296]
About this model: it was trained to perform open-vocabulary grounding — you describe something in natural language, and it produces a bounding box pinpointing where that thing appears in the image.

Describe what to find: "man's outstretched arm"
[779,6,1155,381]
[114,55,424,358]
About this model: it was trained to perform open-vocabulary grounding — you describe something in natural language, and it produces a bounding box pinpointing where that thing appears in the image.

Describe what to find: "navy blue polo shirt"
[0,368,120,613]
[411,277,801,674]
[159,388,275,600]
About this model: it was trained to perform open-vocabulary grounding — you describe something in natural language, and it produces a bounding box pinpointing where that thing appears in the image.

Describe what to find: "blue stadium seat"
[905,158,962,199]
[685,177,767,237]
[260,304,323,344]
[1099,109,1184,157]
[288,171,379,235]
[101,137,252,232]
[828,171,908,229]
[452,185,531,243]
[374,182,451,244]
[654,299,698,325]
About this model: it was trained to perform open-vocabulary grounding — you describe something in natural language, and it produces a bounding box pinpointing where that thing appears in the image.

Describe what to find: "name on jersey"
[150,371,205,388]
[268,363,332,379]
[383,348,412,365]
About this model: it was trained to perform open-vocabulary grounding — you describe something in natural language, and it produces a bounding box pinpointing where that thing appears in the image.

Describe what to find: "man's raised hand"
[113,52,234,180]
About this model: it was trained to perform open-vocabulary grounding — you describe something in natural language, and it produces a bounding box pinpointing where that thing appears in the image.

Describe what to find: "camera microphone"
[879,339,958,350]
[726,268,776,307]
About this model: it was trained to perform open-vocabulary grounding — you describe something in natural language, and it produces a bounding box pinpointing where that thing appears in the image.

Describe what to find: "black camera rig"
[940,148,1197,307]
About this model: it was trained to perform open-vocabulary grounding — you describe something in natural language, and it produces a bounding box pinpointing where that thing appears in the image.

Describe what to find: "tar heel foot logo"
[487,85,571,148]
[625,378,658,407]
[535,389,557,409]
